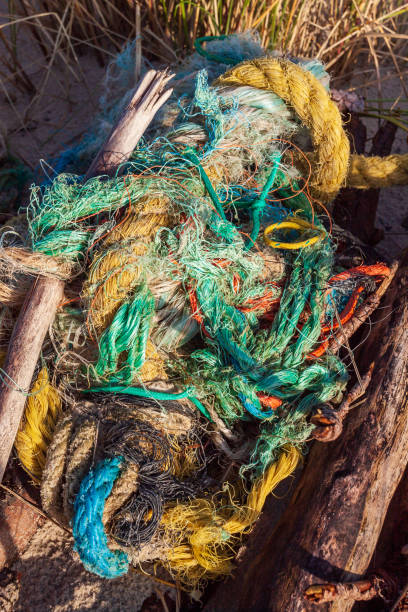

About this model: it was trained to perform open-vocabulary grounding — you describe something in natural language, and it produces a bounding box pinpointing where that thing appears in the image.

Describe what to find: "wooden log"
[0,69,174,483]
[85,69,173,179]
[205,252,408,612]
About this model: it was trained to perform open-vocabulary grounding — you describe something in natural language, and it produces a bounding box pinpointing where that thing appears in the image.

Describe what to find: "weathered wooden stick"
[85,69,173,179]
[0,69,174,483]
[205,253,408,612]
[0,278,64,483]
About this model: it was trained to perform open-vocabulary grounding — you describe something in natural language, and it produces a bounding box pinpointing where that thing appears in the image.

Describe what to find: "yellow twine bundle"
[162,445,300,584]
[15,367,62,482]
[171,436,203,480]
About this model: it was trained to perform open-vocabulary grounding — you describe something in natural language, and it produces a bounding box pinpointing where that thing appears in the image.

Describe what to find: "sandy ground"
[0,25,407,612]
[0,522,169,612]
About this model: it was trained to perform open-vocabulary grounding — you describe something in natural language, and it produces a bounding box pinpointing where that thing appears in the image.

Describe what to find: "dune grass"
[1,1,408,75]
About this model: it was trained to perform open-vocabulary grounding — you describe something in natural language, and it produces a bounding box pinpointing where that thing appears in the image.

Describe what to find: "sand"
[0,522,170,612]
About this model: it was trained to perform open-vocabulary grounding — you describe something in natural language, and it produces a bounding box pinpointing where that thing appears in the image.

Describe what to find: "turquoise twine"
[245,151,282,251]
[95,287,155,383]
[72,456,129,579]
[180,202,348,446]
[83,385,213,421]
[184,149,227,221]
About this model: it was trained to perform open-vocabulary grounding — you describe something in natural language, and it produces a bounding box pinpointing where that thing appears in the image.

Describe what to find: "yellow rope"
[347,152,408,189]
[162,445,300,585]
[15,367,62,483]
[84,198,170,333]
[215,58,408,198]
[215,58,350,202]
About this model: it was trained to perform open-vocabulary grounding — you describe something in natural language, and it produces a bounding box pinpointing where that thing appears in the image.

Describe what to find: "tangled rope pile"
[1,32,405,591]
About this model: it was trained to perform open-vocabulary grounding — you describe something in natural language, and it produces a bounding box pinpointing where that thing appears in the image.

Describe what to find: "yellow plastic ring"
[263,219,325,250]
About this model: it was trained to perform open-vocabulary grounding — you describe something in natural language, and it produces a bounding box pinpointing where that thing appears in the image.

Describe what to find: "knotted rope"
[9,35,406,592]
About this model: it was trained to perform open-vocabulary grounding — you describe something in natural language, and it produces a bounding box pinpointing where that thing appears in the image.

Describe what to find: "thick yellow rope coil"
[348,152,408,189]
[162,445,300,584]
[215,58,350,203]
[216,58,408,198]
[14,367,62,482]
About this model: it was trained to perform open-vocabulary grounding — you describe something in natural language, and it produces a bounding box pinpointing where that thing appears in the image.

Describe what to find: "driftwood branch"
[205,252,408,612]
[0,278,64,483]
[85,69,173,179]
[0,69,173,483]
[304,574,395,605]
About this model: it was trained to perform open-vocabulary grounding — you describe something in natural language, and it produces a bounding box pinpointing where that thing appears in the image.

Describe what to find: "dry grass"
[1,1,408,77]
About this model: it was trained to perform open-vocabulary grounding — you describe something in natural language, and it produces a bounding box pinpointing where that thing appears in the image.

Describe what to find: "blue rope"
[72,456,129,578]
